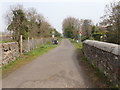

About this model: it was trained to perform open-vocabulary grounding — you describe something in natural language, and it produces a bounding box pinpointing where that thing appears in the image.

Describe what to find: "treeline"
[6,5,61,42]
[100,1,120,44]
[62,17,93,41]
[62,1,120,44]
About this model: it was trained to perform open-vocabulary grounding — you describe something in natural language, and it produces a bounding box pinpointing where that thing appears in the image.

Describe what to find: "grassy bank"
[1,42,58,78]
[68,38,82,49]
[68,38,116,88]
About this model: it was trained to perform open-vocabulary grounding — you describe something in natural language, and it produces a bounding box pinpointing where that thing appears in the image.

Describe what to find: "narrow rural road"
[3,39,95,88]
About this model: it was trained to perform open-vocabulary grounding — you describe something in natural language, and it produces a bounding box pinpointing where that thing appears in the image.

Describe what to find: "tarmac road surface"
[2,39,95,88]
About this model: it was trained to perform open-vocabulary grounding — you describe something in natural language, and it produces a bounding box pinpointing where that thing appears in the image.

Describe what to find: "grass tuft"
[68,38,82,49]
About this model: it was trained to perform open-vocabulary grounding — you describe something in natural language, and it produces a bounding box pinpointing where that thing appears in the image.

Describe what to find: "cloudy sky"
[0,0,118,33]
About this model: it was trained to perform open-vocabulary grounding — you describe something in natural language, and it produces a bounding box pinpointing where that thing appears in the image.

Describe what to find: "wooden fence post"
[20,35,23,54]
[32,37,34,50]
[41,38,43,44]
[28,37,30,52]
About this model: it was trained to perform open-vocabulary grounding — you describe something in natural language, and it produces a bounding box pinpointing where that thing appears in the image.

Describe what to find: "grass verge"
[68,38,82,49]
[1,42,58,78]
[0,40,14,43]
[68,38,117,88]
[58,37,62,42]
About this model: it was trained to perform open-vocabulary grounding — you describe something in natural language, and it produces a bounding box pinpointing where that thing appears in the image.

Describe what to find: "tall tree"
[62,17,82,39]
[7,5,28,41]
[6,5,54,41]
[82,19,93,39]
[100,1,120,44]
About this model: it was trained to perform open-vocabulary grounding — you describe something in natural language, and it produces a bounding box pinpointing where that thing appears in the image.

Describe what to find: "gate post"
[28,37,30,52]
[20,35,23,54]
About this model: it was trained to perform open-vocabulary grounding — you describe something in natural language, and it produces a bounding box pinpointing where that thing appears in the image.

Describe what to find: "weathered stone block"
[83,40,120,87]
[1,42,20,66]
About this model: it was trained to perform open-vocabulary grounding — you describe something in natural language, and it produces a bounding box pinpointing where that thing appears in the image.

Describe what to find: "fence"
[0,36,52,67]
[22,37,51,53]
[0,35,13,41]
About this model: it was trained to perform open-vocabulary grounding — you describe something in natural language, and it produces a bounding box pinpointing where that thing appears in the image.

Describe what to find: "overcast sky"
[0,0,118,33]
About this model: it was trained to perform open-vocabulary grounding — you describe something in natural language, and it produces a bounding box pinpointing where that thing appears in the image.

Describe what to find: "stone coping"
[3,42,17,44]
[83,40,120,55]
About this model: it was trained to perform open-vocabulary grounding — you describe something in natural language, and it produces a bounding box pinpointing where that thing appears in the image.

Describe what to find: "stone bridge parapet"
[83,40,120,87]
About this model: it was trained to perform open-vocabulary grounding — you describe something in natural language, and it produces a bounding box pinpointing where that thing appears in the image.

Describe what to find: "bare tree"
[25,7,51,38]
[100,1,120,44]
[62,17,83,39]
[6,4,28,41]
[5,5,53,41]
[82,19,93,39]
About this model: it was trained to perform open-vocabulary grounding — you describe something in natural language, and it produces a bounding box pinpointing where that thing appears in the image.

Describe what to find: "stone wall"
[0,42,19,66]
[0,38,51,67]
[83,40,120,87]
[0,35,13,41]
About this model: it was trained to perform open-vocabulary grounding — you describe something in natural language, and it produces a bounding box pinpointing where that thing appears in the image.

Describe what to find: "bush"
[92,33,102,41]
